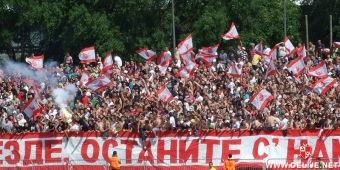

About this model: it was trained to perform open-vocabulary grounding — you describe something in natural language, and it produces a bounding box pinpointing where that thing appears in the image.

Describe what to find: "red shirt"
[81,96,89,105]
[16,93,24,102]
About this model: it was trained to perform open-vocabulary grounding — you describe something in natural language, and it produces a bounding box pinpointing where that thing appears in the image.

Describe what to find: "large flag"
[255,41,264,55]
[299,44,307,61]
[26,55,44,70]
[287,56,305,77]
[158,51,172,66]
[284,37,296,57]
[177,62,198,80]
[311,77,336,95]
[156,85,173,103]
[79,46,96,63]
[195,53,216,66]
[158,57,171,76]
[249,89,274,111]
[136,48,158,61]
[140,78,151,99]
[80,70,91,86]
[180,52,195,66]
[265,59,276,79]
[101,52,114,76]
[269,48,277,63]
[22,97,40,117]
[86,76,113,92]
[177,34,193,55]
[199,44,219,56]
[308,61,328,78]
[333,42,340,49]
[222,22,240,40]
[21,79,42,99]
[227,63,242,78]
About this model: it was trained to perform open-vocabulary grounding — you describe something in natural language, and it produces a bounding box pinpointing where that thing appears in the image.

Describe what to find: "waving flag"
[26,55,44,70]
[80,70,91,86]
[140,78,151,98]
[311,77,336,95]
[101,52,114,76]
[180,52,195,66]
[287,56,305,77]
[22,97,40,117]
[21,79,42,99]
[269,48,277,63]
[284,37,296,57]
[308,61,328,78]
[136,48,158,61]
[265,59,276,79]
[79,46,96,63]
[177,34,193,55]
[333,42,340,49]
[156,85,173,103]
[227,63,242,78]
[299,44,307,61]
[255,41,264,55]
[86,76,113,92]
[249,89,274,111]
[158,51,171,66]
[199,44,219,56]
[178,62,197,80]
[195,53,216,66]
[222,22,240,40]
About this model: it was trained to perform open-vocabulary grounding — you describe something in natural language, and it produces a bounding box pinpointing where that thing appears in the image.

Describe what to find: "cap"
[285,113,290,117]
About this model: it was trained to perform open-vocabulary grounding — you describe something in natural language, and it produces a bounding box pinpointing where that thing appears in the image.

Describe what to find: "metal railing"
[0,158,269,170]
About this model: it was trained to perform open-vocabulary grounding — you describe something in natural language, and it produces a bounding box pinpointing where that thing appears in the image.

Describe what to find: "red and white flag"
[178,62,197,80]
[284,37,296,57]
[177,34,193,55]
[255,41,264,55]
[311,77,336,95]
[222,22,240,40]
[199,44,219,56]
[287,56,305,77]
[227,63,242,78]
[265,59,276,79]
[299,44,307,61]
[158,51,171,66]
[156,85,173,103]
[180,52,195,65]
[195,53,216,66]
[21,79,42,99]
[140,78,151,99]
[80,70,91,86]
[26,55,44,70]
[269,48,277,63]
[86,76,113,93]
[136,48,158,61]
[333,42,340,49]
[101,52,114,76]
[79,46,96,63]
[249,89,274,111]
[308,61,328,78]
[22,97,40,117]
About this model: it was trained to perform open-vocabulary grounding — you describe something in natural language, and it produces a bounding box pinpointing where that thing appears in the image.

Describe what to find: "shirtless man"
[138,114,148,150]
[266,111,278,130]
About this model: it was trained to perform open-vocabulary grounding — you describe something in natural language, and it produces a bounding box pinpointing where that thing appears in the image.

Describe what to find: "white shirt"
[18,118,27,127]
[169,116,176,128]
[70,124,79,131]
[231,121,240,129]
[279,118,289,129]
[226,82,235,94]
[263,48,271,55]
[114,56,123,68]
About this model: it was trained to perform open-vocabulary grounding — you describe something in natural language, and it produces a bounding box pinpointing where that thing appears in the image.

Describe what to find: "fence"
[0,158,267,170]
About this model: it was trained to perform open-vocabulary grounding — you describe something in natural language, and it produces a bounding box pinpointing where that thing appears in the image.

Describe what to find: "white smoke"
[4,60,58,86]
[52,84,78,108]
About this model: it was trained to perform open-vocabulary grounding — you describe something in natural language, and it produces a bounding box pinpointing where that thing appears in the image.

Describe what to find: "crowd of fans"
[1,40,340,139]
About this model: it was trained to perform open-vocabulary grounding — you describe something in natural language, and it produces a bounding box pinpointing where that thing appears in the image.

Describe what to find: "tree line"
[0,0,337,63]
